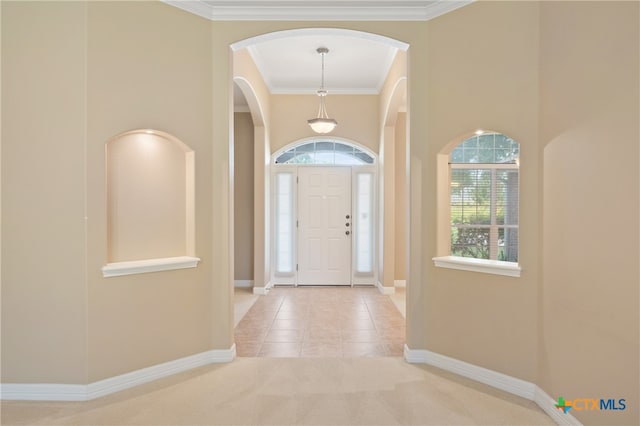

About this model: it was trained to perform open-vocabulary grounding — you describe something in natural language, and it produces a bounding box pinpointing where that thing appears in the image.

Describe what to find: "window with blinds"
[450,133,519,262]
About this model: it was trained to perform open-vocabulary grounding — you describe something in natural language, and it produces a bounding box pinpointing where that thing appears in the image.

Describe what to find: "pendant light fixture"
[308,47,338,134]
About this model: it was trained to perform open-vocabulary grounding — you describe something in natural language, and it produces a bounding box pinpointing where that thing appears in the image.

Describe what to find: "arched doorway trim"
[230,28,409,52]
[233,76,266,127]
[383,77,407,127]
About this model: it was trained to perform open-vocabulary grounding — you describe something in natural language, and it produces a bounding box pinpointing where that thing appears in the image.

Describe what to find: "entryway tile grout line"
[236,287,405,358]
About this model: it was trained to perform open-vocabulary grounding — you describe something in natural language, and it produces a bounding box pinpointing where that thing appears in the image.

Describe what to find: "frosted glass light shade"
[308,117,338,134]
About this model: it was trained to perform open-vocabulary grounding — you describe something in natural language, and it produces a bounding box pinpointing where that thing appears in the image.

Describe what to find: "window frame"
[274,140,375,165]
[450,162,519,262]
[433,133,521,278]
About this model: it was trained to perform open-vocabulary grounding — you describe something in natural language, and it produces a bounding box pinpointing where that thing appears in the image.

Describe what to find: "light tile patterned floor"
[235,286,406,357]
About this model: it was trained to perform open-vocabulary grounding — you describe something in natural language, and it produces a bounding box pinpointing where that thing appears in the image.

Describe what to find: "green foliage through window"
[450,133,519,263]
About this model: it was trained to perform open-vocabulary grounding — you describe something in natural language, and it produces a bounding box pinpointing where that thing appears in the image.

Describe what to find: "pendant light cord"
[321,50,325,91]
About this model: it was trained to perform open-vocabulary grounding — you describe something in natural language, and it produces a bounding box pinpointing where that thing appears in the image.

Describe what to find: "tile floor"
[235,286,406,358]
[233,286,259,327]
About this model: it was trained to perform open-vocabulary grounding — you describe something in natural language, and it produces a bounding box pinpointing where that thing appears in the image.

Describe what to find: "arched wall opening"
[230,27,410,310]
[232,75,271,290]
[379,77,408,296]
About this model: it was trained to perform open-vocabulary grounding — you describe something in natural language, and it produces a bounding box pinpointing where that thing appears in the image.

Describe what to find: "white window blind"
[450,133,519,262]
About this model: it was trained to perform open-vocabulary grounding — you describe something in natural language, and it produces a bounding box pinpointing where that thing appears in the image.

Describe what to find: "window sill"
[432,256,521,278]
[102,256,201,278]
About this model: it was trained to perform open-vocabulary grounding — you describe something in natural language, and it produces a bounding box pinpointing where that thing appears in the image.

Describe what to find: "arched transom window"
[275,141,375,165]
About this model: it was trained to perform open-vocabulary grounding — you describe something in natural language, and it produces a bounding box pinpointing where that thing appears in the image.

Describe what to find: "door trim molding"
[271,137,379,287]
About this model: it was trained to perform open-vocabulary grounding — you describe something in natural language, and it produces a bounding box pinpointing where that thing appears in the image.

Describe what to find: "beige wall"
[539,2,639,425]
[394,112,407,281]
[270,94,379,153]
[2,1,223,383]
[234,113,254,281]
[233,48,271,287]
[0,8,431,384]
[425,1,540,381]
[2,5,638,425]
[1,1,88,384]
[87,1,218,380]
[85,1,219,381]
[379,126,395,287]
[378,50,408,288]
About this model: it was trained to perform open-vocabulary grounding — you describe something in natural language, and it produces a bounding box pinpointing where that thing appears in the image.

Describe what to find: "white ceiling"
[247,35,398,95]
[164,0,473,108]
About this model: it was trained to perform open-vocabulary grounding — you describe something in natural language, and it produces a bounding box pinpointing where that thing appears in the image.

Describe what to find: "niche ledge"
[102,256,201,278]
[432,256,521,278]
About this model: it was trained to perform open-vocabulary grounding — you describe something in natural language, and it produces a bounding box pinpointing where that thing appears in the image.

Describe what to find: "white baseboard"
[404,345,582,425]
[376,281,396,295]
[403,345,534,399]
[394,280,406,288]
[234,280,254,288]
[253,280,273,295]
[1,345,236,401]
[0,383,87,401]
[534,386,582,426]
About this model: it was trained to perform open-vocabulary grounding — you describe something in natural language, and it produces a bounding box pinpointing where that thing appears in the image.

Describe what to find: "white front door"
[297,167,352,285]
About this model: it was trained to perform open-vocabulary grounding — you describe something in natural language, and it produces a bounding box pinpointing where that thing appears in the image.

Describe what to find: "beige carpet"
[1,357,554,425]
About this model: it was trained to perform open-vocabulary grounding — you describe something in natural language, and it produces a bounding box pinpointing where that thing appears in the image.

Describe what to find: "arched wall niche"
[435,129,521,268]
[103,129,198,277]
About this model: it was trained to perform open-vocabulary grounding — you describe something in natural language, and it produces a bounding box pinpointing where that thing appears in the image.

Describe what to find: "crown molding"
[232,28,410,52]
[269,87,381,95]
[162,1,473,22]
